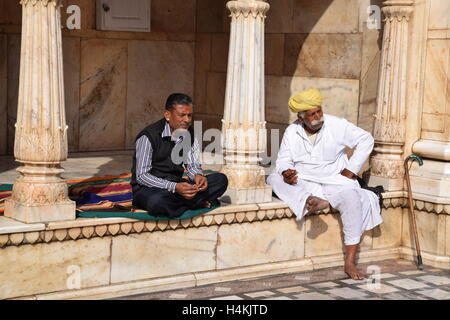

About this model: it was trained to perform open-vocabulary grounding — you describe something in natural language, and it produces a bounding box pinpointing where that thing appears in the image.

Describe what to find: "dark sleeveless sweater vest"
[131,118,194,193]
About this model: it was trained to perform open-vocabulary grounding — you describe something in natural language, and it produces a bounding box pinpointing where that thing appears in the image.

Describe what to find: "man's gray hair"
[297,111,305,119]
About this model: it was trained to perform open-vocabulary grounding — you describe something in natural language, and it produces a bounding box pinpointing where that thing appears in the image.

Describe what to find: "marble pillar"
[5,0,76,223]
[370,0,414,191]
[221,0,272,204]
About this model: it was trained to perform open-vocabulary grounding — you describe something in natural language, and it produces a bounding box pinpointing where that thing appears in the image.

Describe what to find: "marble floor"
[0,151,135,184]
[113,259,450,300]
[0,151,223,184]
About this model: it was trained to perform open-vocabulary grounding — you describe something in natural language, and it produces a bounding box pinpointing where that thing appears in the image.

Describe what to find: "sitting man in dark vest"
[131,93,228,218]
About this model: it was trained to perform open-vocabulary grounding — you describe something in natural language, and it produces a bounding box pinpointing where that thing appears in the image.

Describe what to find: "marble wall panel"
[151,0,196,33]
[62,37,81,152]
[266,0,295,33]
[265,34,285,76]
[358,26,382,134]
[401,210,445,256]
[79,39,127,151]
[0,0,21,25]
[293,0,359,34]
[0,35,6,154]
[358,53,380,134]
[305,213,345,257]
[372,207,403,249]
[265,75,360,125]
[265,121,288,159]
[446,215,450,256]
[284,33,362,79]
[428,0,450,30]
[6,34,20,155]
[110,227,217,283]
[205,72,226,117]
[196,0,228,33]
[0,238,111,299]
[211,33,229,73]
[194,34,212,114]
[421,39,449,141]
[126,40,195,149]
[217,219,305,269]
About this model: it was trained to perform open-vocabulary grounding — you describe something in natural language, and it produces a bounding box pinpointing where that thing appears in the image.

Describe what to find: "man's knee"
[139,189,173,212]
[335,188,356,203]
[266,173,280,186]
[208,172,228,187]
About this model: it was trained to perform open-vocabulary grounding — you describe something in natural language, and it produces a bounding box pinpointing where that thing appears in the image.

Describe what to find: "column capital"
[227,0,270,19]
[382,1,414,21]
[20,0,62,7]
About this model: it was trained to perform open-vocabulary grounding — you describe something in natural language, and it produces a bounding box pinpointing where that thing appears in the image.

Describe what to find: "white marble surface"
[292,0,359,33]
[0,34,6,155]
[126,40,195,149]
[265,75,360,125]
[63,37,81,152]
[110,226,217,283]
[0,216,45,235]
[217,219,305,269]
[79,39,128,151]
[0,237,111,299]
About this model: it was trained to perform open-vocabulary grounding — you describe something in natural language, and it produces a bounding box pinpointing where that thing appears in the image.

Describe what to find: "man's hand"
[194,174,208,192]
[175,182,199,200]
[282,169,298,185]
[340,168,356,180]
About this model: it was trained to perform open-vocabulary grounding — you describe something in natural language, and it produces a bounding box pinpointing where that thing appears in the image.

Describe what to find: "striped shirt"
[135,122,203,193]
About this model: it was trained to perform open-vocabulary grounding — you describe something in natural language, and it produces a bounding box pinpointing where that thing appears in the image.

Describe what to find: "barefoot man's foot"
[306,196,330,214]
[196,201,212,209]
[344,244,365,280]
[344,261,366,280]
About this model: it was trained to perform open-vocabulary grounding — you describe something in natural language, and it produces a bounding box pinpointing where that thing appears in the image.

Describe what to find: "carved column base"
[4,164,75,223]
[5,199,75,224]
[221,186,273,205]
[369,156,405,191]
[408,160,450,204]
[221,163,272,204]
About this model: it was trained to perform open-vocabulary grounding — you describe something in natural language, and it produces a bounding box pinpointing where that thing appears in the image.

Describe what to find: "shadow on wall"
[264,0,384,163]
[264,0,333,157]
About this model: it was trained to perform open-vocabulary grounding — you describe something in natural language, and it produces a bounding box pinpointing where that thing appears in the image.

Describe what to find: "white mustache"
[310,117,324,126]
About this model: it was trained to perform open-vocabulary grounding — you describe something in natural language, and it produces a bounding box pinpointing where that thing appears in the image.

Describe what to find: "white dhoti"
[267,173,383,246]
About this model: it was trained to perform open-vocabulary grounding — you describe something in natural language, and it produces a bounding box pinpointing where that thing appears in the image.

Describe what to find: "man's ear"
[164,110,170,121]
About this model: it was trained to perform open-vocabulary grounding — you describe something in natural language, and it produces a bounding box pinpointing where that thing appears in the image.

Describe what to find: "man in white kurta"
[267,89,383,280]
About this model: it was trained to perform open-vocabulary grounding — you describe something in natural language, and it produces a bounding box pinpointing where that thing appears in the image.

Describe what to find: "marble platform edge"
[1,196,449,245]
[10,248,402,300]
[399,247,450,270]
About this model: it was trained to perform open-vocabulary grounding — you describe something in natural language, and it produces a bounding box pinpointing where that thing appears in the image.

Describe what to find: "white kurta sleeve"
[276,130,295,175]
[342,120,374,175]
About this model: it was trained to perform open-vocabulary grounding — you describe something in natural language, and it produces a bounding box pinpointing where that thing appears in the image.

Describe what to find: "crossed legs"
[133,173,228,218]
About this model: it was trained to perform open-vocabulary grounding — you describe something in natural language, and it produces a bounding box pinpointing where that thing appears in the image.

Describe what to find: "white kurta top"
[267,114,382,244]
[276,114,374,183]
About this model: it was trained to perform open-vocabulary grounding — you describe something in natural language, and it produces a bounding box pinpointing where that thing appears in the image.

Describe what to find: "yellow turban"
[288,89,323,113]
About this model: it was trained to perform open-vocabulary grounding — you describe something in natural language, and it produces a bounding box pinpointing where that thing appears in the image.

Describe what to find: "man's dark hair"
[165,93,193,111]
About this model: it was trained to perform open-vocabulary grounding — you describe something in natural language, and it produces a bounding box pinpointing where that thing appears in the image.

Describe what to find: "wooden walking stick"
[404,154,424,270]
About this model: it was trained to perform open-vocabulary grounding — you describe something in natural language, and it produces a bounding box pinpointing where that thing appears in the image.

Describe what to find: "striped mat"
[0,171,219,221]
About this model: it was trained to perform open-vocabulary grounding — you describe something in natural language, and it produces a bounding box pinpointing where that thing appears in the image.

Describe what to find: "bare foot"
[197,201,212,209]
[306,196,330,214]
[344,261,366,280]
